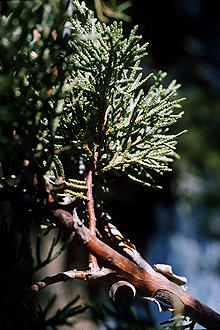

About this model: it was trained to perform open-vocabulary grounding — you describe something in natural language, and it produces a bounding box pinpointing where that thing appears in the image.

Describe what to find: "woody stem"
[86,152,99,270]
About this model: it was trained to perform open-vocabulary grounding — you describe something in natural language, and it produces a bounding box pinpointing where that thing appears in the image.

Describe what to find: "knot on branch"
[109,280,136,302]
[72,208,90,244]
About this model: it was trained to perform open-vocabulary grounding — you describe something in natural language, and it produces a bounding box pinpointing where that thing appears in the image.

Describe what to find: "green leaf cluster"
[37,295,89,330]
[57,0,186,188]
[0,1,187,329]
[0,0,70,174]
[0,0,185,189]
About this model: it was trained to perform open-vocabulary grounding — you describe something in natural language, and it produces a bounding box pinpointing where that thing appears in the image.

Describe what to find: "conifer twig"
[24,270,87,304]
[86,151,99,271]
[25,265,118,303]
[94,0,109,23]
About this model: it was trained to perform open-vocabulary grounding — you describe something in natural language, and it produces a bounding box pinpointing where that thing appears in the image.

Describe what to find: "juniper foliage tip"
[56,0,186,188]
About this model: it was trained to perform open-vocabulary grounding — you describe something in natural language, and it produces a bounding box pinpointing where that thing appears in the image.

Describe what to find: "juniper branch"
[40,206,220,330]
[56,0,186,188]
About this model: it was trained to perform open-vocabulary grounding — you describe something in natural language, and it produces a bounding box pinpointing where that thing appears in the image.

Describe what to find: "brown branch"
[24,158,220,330]
[47,208,220,329]
[86,170,96,236]
[24,270,87,303]
[86,152,99,270]
[25,266,120,304]
[94,0,110,23]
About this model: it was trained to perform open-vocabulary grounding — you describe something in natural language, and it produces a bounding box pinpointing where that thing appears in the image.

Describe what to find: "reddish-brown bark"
[86,160,100,270]
[21,158,220,329]
[49,207,220,329]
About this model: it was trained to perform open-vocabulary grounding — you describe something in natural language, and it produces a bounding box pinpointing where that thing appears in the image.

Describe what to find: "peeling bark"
[49,207,220,329]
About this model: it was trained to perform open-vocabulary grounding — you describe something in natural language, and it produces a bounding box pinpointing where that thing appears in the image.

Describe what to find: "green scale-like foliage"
[57,0,186,188]
[0,0,71,175]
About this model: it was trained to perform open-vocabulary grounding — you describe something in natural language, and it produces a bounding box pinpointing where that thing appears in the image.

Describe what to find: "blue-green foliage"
[0,0,70,175]
[58,0,186,188]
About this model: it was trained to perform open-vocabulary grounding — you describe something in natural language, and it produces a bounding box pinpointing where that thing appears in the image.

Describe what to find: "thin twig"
[86,170,96,236]
[24,270,87,304]
[94,0,110,23]
[24,267,119,303]
[86,152,100,270]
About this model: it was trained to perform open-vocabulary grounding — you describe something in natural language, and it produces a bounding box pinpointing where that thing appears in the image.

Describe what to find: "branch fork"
[49,207,220,329]
[23,159,220,329]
